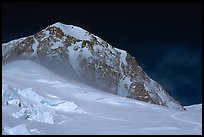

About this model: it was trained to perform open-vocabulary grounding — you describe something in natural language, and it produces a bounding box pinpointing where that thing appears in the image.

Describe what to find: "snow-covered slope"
[184,104,202,112]
[2,60,202,135]
[50,22,97,41]
[2,22,183,110]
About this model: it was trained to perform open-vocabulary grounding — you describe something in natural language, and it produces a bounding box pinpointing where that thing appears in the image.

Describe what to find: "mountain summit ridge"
[2,22,183,110]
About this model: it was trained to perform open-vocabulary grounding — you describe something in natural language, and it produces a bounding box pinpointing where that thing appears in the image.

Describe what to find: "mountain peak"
[48,22,91,41]
[2,23,183,110]
[50,22,75,30]
[51,22,65,26]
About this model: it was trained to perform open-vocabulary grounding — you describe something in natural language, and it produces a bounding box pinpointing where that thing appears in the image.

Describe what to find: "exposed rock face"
[2,22,183,110]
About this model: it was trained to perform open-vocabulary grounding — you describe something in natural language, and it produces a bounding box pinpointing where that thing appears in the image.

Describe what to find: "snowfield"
[2,60,202,135]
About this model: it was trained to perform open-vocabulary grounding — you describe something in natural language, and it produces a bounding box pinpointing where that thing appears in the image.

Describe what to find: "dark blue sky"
[2,2,202,105]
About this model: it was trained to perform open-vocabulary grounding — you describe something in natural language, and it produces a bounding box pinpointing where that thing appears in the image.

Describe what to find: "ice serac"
[2,22,183,110]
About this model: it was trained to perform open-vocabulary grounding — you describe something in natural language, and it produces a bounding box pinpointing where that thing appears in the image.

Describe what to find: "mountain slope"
[2,22,182,109]
[2,60,202,135]
[184,104,202,111]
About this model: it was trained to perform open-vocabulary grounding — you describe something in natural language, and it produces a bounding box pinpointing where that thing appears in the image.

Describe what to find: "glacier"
[2,60,202,135]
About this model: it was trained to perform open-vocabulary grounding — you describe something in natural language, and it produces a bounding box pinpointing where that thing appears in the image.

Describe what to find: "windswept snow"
[2,60,202,135]
[67,42,81,76]
[184,104,202,112]
[117,77,131,97]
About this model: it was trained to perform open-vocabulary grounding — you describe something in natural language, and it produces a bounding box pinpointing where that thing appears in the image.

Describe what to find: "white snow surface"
[2,60,202,135]
[184,104,202,112]
[3,124,30,135]
[51,22,91,40]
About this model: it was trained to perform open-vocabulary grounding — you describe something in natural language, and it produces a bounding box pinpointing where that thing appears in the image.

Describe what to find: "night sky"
[2,2,202,106]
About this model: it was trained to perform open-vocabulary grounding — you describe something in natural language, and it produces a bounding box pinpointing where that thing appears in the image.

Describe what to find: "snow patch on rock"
[52,22,91,40]
[118,77,131,97]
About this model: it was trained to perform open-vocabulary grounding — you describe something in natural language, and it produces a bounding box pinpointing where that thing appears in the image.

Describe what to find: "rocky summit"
[2,22,183,110]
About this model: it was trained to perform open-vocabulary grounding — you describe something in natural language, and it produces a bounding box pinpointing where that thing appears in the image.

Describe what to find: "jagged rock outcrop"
[2,22,183,109]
